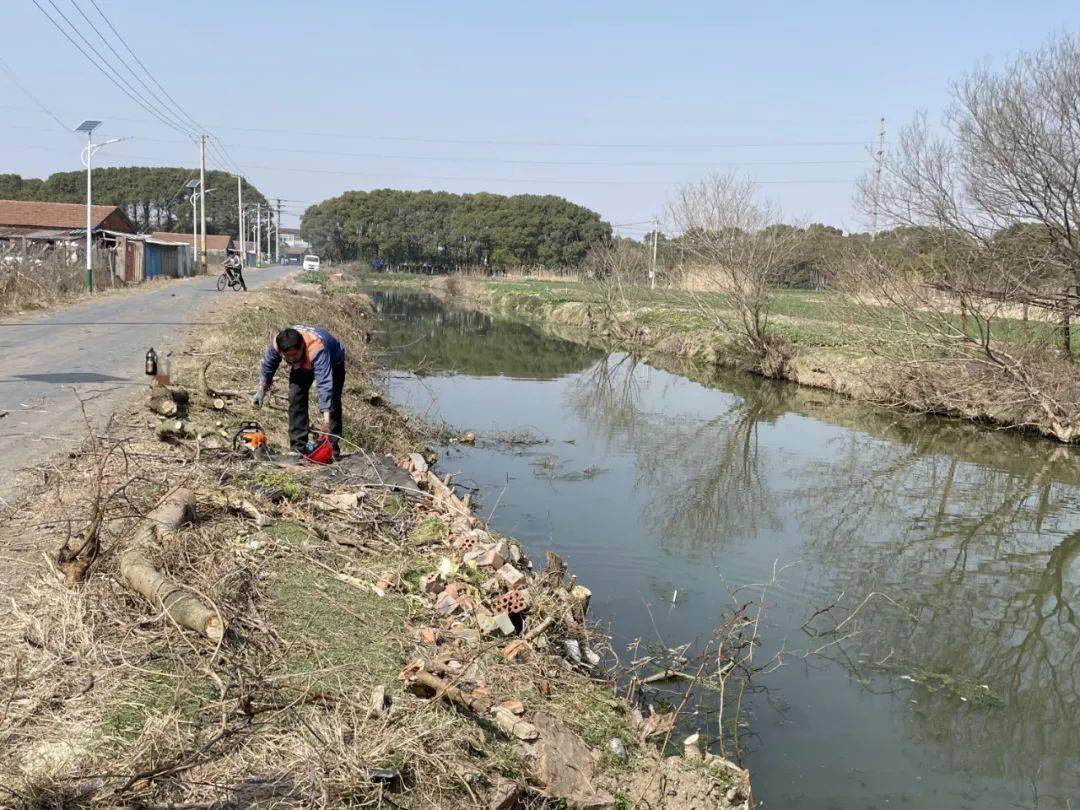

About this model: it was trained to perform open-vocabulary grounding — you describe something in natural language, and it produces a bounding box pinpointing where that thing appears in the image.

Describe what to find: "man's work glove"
[251,386,267,407]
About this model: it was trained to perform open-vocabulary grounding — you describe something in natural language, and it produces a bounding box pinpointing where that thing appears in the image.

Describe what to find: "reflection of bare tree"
[801,435,1080,795]
[567,355,786,550]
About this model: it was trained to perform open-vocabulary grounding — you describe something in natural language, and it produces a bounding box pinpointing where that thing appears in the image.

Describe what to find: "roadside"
[0,264,294,507]
[0,283,750,808]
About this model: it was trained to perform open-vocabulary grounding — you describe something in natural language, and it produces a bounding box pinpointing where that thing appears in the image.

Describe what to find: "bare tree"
[668,173,800,377]
[840,33,1080,440]
[583,237,651,342]
[857,33,1080,356]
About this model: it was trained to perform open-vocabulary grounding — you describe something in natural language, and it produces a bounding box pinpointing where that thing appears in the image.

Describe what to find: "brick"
[496,563,525,588]
[499,699,525,716]
[418,627,439,645]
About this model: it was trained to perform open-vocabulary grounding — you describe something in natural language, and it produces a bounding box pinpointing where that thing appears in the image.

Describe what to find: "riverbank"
[354,271,1080,444]
[0,285,750,808]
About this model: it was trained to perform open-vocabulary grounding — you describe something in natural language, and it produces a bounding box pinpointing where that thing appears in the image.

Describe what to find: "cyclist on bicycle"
[223,249,247,291]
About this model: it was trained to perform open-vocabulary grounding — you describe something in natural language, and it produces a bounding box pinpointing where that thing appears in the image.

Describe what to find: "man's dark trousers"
[288,361,345,453]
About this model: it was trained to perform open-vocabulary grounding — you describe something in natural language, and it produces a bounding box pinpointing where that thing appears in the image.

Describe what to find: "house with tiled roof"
[0,199,135,240]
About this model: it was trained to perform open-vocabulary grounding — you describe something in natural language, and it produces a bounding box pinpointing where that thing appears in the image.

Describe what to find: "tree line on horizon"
[299,189,612,269]
[0,167,267,236]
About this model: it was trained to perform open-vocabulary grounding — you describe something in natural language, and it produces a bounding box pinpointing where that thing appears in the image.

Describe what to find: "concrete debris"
[487,778,520,810]
[418,627,440,645]
[480,611,516,636]
[496,562,525,587]
[407,452,428,473]
[315,491,360,511]
[490,706,539,741]
[500,699,525,716]
[369,685,391,717]
[533,712,614,808]
[564,639,582,664]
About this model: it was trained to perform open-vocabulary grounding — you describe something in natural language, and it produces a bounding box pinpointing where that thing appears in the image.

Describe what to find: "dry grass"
[1,243,120,315]
[0,285,751,808]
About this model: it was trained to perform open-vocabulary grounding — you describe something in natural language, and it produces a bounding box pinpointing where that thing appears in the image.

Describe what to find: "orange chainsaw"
[232,421,269,455]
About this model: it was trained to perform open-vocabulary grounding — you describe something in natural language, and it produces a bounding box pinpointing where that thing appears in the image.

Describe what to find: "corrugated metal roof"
[150,231,234,251]
[0,225,79,239]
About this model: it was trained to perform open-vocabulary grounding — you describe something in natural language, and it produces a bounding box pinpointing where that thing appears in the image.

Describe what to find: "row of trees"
[299,189,611,269]
[0,167,267,235]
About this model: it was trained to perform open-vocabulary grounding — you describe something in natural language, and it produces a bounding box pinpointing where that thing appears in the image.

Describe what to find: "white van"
[302,255,320,271]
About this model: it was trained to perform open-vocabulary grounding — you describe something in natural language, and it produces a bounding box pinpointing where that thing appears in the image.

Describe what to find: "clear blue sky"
[1,1,1078,233]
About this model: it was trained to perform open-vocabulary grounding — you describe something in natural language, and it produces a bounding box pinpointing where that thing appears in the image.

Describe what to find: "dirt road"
[0,265,294,506]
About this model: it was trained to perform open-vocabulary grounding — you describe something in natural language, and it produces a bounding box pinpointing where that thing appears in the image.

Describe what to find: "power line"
[4,142,860,186]
[0,56,71,132]
[0,103,872,153]
[2,123,869,169]
[65,0,196,136]
[83,0,206,135]
[29,0,196,138]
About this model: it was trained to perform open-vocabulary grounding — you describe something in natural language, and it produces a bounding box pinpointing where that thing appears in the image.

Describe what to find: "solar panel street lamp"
[75,120,123,293]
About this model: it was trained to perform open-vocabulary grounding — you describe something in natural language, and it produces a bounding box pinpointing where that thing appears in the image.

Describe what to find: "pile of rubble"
[385,451,752,809]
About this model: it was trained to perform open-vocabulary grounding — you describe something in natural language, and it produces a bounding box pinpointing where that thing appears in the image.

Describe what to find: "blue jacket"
[260,325,345,411]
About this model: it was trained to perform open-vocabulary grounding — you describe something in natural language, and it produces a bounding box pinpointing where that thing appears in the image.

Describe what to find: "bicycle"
[216,266,246,292]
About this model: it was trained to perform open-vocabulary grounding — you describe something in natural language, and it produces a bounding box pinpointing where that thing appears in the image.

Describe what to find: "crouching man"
[253,325,346,457]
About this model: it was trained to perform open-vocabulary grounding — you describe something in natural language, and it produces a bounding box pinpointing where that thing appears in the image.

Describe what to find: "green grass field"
[348,270,1080,354]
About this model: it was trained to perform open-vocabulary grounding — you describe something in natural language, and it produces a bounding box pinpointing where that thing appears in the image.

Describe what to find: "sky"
[1,1,1078,234]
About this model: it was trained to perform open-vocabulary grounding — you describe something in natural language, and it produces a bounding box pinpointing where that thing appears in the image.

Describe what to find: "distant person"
[253,325,346,457]
[223,249,246,290]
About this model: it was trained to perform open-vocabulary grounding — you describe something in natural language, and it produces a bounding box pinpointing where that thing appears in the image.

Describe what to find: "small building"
[0,199,140,286]
[279,227,309,250]
[0,199,136,242]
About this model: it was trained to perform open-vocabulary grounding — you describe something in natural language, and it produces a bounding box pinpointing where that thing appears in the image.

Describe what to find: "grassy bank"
[350,270,1080,443]
[0,285,750,808]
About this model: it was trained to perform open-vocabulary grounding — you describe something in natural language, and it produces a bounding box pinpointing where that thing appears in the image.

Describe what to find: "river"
[367,288,1080,809]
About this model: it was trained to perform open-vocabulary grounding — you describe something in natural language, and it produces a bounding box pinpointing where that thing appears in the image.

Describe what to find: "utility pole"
[265,203,271,262]
[870,117,885,240]
[650,218,659,291]
[237,175,244,267]
[276,198,282,263]
[198,135,207,274]
[255,204,262,266]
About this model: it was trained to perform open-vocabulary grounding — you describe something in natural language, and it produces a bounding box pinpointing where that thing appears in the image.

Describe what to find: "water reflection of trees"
[568,354,784,550]
[569,354,1080,799]
[369,291,601,378]
[801,434,1080,797]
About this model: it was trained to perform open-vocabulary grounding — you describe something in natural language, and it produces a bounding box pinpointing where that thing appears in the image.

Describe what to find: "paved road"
[0,265,294,506]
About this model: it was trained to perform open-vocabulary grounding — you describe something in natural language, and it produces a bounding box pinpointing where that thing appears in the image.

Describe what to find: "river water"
[368,289,1080,809]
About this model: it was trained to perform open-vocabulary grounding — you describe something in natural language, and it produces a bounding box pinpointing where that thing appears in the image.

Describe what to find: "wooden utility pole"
[236,175,244,267]
[276,198,282,263]
[870,117,885,241]
[650,218,659,290]
[198,135,207,274]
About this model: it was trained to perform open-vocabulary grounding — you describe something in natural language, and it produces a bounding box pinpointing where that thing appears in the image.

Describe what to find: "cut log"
[156,420,189,442]
[148,393,178,417]
[148,383,189,417]
[118,488,225,642]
